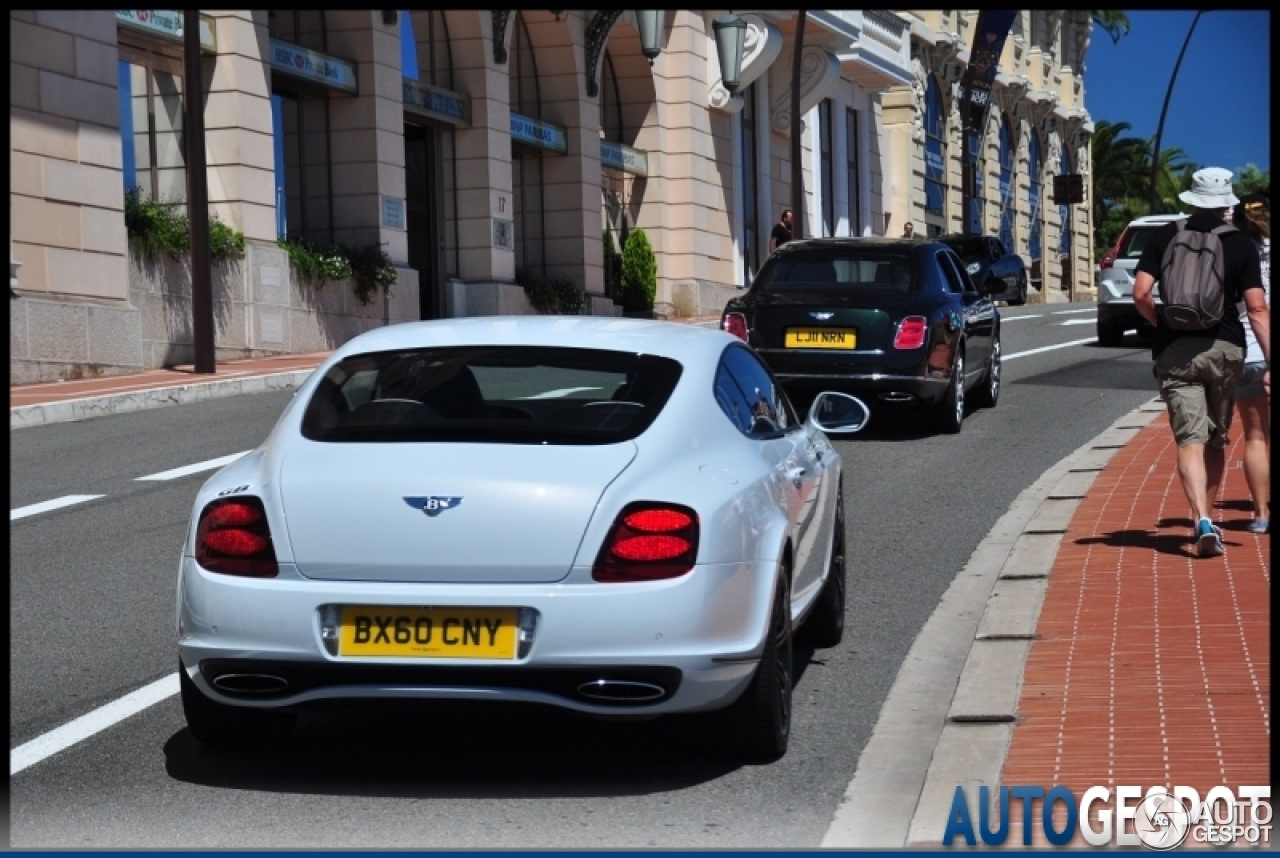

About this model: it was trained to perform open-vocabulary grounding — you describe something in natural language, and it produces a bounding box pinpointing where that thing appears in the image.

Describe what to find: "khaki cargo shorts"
[1154,337,1244,448]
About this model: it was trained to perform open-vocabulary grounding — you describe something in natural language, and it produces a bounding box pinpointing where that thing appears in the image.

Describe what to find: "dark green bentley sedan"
[720,238,1002,434]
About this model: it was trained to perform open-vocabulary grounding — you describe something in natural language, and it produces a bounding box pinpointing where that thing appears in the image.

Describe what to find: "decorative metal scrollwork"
[493,11,512,64]
[585,10,623,97]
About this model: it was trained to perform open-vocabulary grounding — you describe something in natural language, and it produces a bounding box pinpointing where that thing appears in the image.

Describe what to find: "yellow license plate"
[339,606,518,659]
[785,328,857,349]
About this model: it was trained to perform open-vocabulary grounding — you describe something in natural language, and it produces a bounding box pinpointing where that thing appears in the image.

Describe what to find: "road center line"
[1004,337,1098,361]
[10,673,179,776]
[1051,307,1095,315]
[997,314,1043,321]
[136,451,250,482]
[1059,318,1096,326]
[10,495,105,521]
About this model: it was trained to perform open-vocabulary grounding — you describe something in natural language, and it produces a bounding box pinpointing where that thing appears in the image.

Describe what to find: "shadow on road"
[165,648,826,799]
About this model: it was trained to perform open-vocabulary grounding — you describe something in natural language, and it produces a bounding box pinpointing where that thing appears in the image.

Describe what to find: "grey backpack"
[1158,221,1236,330]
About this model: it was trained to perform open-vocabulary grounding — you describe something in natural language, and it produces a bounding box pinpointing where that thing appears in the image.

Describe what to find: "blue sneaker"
[1197,518,1225,557]
[1248,518,1270,534]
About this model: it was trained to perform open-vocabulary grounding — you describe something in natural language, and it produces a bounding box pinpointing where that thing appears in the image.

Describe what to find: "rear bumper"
[177,556,769,716]
[775,371,949,406]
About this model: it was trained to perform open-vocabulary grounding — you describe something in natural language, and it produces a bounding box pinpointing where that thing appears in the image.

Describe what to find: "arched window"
[965,128,984,235]
[509,16,544,275]
[1028,131,1042,262]
[1058,142,1072,257]
[924,75,947,238]
[999,115,1015,251]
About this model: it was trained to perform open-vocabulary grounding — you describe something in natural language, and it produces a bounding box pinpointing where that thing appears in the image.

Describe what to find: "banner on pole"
[959,10,1017,133]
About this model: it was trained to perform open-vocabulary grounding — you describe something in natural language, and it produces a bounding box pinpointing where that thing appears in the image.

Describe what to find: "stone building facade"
[10,10,1094,384]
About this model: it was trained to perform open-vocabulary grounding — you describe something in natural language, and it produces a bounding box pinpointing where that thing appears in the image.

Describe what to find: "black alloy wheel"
[799,492,846,648]
[971,335,1001,409]
[180,660,296,749]
[933,346,965,434]
[721,570,794,762]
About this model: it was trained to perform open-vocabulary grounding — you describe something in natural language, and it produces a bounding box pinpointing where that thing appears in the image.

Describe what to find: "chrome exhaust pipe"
[576,679,667,702]
[212,673,289,694]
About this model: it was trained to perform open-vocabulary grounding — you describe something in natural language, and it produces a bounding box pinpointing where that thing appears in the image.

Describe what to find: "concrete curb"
[9,368,317,430]
[822,397,1166,849]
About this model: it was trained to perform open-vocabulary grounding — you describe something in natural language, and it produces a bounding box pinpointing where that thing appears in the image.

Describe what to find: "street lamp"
[711,13,746,91]
[1149,11,1207,214]
[637,11,665,65]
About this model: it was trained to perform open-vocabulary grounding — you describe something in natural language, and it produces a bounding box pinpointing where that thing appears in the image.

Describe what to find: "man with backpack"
[1133,167,1270,558]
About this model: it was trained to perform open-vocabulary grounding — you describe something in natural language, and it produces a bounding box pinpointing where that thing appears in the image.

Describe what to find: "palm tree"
[1090,120,1151,252]
[1233,164,1271,197]
[1091,10,1131,46]
[1146,143,1195,214]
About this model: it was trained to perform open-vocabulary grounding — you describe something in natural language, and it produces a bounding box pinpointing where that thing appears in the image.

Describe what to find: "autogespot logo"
[1133,789,1191,850]
[943,784,1272,849]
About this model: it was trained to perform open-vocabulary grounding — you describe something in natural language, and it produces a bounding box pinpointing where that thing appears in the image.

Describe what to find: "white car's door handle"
[786,466,807,481]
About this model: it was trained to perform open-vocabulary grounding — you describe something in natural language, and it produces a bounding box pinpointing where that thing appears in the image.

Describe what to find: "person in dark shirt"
[769,209,793,254]
[1133,167,1269,558]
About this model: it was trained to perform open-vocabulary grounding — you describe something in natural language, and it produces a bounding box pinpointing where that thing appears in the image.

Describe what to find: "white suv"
[1095,213,1186,346]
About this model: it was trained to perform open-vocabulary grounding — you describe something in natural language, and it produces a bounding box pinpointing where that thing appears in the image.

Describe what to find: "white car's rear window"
[301,346,682,444]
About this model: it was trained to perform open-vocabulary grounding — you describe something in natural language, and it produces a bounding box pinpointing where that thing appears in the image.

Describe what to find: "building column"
[203,11,275,244]
[323,10,406,264]
[9,10,141,383]
[448,12,516,302]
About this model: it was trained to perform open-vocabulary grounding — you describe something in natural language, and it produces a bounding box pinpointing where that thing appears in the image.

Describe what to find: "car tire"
[1096,317,1124,347]
[719,571,794,762]
[179,660,295,749]
[932,346,965,434]
[1010,275,1028,307]
[799,493,845,648]
[970,334,1000,409]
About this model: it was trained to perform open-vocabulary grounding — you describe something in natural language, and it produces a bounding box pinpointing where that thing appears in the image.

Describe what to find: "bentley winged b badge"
[404,496,464,516]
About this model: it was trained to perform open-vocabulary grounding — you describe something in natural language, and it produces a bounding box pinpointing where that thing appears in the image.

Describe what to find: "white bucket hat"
[1178,167,1240,209]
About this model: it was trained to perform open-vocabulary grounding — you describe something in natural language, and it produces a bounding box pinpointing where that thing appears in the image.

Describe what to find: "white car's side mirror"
[807,392,870,434]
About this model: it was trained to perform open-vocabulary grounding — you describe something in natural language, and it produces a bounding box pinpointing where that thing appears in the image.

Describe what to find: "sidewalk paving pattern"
[10,328,1269,848]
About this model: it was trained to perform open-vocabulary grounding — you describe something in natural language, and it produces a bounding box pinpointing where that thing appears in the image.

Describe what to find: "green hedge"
[620,228,657,312]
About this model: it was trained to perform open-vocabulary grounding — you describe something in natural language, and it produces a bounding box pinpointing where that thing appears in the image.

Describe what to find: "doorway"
[405,122,444,319]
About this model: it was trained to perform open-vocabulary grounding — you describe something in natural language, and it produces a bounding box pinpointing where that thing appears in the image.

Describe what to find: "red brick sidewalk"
[1003,411,1271,847]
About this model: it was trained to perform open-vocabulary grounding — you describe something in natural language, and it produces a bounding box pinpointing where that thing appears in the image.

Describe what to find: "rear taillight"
[893,316,928,350]
[1098,230,1126,270]
[195,497,279,577]
[593,502,699,583]
[722,312,749,342]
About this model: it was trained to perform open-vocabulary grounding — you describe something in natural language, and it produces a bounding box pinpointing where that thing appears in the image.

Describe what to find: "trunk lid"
[279,441,636,583]
[750,290,916,353]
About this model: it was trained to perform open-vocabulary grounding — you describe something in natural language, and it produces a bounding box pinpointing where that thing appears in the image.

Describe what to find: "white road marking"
[1004,337,1098,360]
[1059,318,1096,326]
[1050,308,1095,315]
[998,314,1043,321]
[136,451,249,482]
[10,673,179,775]
[10,495,105,521]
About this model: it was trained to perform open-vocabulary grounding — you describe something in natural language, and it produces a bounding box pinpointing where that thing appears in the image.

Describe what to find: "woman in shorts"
[1232,193,1270,533]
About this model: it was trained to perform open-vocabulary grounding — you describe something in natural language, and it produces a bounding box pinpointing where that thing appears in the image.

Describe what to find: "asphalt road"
[8,306,1162,849]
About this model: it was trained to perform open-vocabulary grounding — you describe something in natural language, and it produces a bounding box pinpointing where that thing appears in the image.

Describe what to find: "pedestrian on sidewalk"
[1232,193,1271,533]
[770,209,793,254]
[1132,167,1270,557]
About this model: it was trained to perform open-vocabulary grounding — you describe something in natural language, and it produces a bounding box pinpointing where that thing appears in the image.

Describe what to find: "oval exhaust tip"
[576,679,667,702]
[212,673,289,694]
